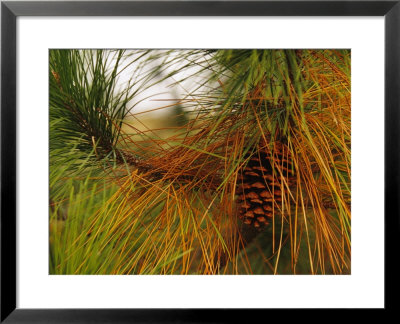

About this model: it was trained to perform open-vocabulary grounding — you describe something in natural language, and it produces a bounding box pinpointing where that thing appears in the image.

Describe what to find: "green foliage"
[49,49,351,275]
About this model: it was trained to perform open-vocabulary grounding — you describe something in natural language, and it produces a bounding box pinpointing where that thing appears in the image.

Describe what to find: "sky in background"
[113,50,213,120]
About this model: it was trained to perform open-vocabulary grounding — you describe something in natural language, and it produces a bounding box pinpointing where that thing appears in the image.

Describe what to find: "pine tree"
[49,49,351,275]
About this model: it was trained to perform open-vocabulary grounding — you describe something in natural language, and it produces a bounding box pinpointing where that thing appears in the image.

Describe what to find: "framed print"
[1,0,398,322]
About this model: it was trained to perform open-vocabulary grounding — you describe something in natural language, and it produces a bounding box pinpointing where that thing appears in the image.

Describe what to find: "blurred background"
[113,50,215,139]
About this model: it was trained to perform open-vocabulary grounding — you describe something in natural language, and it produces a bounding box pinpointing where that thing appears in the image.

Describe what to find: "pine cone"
[236,141,295,230]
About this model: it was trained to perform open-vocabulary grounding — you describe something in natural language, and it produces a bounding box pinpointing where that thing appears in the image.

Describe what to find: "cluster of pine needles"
[49,49,351,274]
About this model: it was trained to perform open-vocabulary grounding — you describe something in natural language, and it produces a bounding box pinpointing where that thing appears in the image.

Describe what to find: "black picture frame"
[1,0,398,322]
